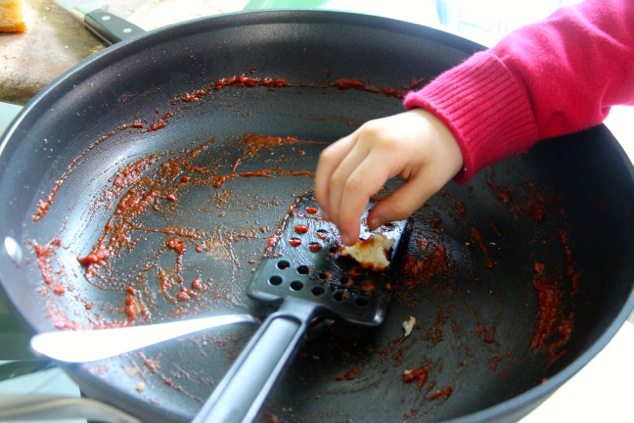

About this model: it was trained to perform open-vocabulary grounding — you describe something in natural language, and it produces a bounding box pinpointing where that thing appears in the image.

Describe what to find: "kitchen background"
[1,1,632,422]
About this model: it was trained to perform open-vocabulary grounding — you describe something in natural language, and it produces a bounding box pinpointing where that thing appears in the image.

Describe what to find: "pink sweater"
[404,0,634,183]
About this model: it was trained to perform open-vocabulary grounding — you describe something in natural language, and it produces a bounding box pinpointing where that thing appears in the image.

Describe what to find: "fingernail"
[368,215,382,230]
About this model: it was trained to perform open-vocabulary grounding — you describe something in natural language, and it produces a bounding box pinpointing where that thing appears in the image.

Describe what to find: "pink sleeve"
[404,0,634,183]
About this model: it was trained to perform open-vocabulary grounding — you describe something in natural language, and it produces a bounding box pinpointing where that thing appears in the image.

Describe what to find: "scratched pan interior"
[0,10,633,423]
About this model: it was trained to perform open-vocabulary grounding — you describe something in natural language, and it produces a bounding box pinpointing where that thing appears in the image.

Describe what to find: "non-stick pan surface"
[0,10,633,423]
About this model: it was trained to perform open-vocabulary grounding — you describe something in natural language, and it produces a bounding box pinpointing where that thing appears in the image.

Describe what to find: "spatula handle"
[193,300,315,423]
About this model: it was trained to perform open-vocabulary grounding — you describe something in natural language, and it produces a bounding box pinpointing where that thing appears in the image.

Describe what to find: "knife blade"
[54,0,145,45]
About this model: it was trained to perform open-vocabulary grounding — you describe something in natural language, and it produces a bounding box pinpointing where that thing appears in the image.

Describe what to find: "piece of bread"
[340,233,395,271]
[0,0,26,33]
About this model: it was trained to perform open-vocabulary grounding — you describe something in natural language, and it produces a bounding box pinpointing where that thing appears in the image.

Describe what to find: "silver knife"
[54,0,145,45]
[30,313,260,362]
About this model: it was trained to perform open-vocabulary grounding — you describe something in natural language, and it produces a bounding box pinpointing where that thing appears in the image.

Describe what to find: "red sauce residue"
[530,262,573,360]
[305,206,318,214]
[148,118,167,132]
[35,198,51,221]
[308,242,322,253]
[424,326,443,345]
[476,323,497,344]
[428,385,453,401]
[147,111,174,132]
[488,177,547,222]
[172,75,289,106]
[335,367,361,381]
[455,200,466,217]
[469,227,488,255]
[32,240,57,287]
[177,285,198,302]
[486,176,512,204]
[167,238,187,255]
[488,356,502,372]
[401,237,449,289]
[329,79,407,98]
[30,127,326,328]
[511,191,545,222]
[315,229,329,240]
[558,229,580,292]
[402,366,429,388]
[77,247,111,267]
[47,305,86,330]
[191,277,204,291]
[289,238,302,247]
[124,295,139,320]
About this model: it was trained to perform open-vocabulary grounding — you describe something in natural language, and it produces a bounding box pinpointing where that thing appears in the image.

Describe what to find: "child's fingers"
[315,134,357,220]
[333,149,392,245]
[367,170,444,230]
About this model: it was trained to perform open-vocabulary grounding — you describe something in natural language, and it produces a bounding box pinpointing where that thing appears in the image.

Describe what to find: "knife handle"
[83,9,145,45]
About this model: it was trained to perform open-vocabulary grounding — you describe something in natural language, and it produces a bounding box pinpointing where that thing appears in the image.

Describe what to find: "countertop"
[0,0,252,104]
[1,1,633,422]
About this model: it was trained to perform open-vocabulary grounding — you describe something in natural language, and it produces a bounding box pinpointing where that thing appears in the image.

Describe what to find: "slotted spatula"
[194,192,410,423]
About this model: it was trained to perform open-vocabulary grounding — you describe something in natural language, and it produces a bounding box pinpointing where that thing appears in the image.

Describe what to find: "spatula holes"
[354,297,370,307]
[277,260,291,270]
[297,265,310,275]
[318,271,331,281]
[290,281,304,291]
[333,291,348,302]
[269,275,283,286]
[382,223,396,231]
[315,229,329,240]
[294,224,309,234]
[308,242,322,252]
[311,286,325,297]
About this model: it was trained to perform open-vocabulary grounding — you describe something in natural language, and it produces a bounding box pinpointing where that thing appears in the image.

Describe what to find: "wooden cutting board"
[0,0,247,105]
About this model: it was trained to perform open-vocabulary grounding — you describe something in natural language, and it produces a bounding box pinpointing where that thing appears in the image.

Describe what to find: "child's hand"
[314,109,463,245]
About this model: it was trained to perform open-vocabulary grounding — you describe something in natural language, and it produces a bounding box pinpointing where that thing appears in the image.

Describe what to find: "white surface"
[605,105,634,163]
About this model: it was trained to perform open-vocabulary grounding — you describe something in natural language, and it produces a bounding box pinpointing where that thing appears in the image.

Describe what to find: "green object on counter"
[243,0,329,10]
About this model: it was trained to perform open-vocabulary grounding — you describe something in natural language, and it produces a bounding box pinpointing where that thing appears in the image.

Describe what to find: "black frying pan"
[0,10,633,423]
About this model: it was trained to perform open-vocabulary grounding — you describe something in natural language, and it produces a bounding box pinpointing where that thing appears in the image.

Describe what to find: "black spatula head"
[195,193,410,422]
[249,192,409,326]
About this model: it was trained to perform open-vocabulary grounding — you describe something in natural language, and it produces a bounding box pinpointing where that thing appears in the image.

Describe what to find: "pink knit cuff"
[404,52,539,183]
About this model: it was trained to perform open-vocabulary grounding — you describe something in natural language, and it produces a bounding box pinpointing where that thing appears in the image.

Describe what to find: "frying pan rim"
[0,9,632,423]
